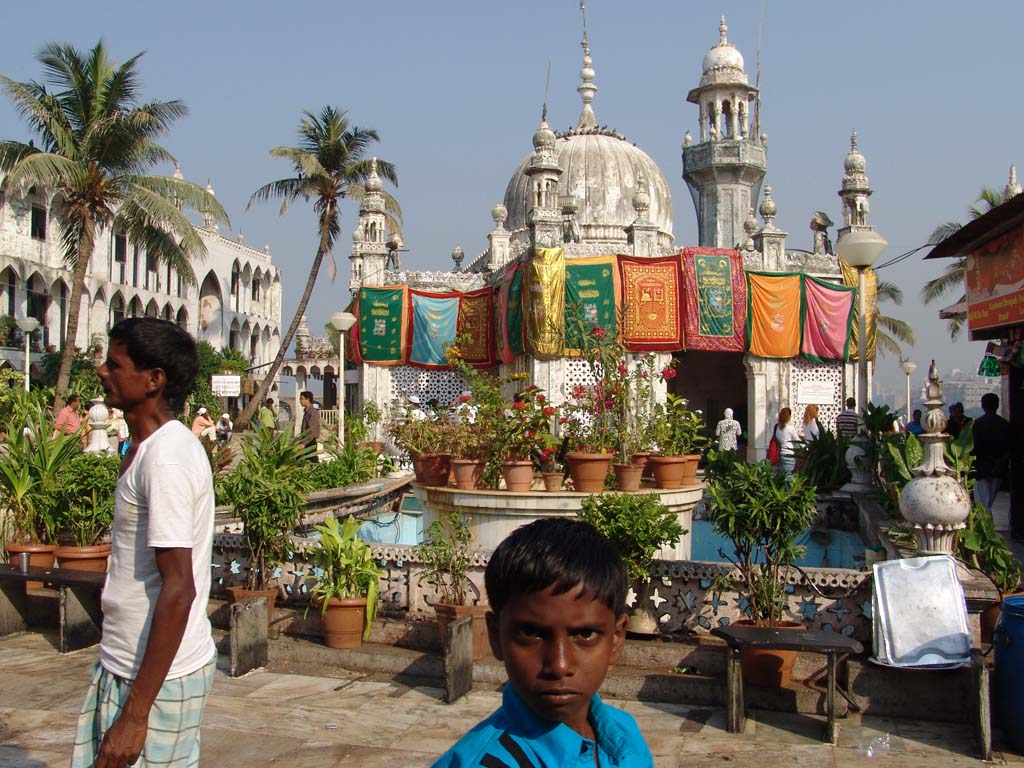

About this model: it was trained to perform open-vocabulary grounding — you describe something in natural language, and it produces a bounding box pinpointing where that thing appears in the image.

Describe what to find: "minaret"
[1005,164,1022,199]
[525,105,563,249]
[350,158,388,289]
[837,131,874,231]
[682,17,766,248]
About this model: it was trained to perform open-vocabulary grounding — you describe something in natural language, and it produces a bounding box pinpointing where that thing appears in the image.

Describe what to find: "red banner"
[966,227,1024,334]
[457,287,496,368]
[617,254,684,350]
[681,247,747,351]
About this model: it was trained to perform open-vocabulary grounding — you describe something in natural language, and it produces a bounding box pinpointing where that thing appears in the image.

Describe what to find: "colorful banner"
[457,286,496,368]
[525,246,565,360]
[565,255,618,351]
[840,260,878,361]
[357,286,407,365]
[618,254,683,350]
[801,277,856,361]
[682,247,747,352]
[964,227,1024,335]
[408,290,460,368]
[496,263,525,364]
[747,272,802,358]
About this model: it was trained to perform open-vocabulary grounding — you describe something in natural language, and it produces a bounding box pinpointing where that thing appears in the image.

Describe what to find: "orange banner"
[747,273,801,358]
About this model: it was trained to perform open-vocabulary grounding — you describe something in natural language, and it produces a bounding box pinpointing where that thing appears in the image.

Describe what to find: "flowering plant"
[651,393,708,455]
[500,386,559,462]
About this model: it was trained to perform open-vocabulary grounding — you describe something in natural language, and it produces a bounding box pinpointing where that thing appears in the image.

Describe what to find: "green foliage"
[219,426,316,590]
[306,516,384,639]
[651,394,709,456]
[39,350,101,401]
[414,512,475,606]
[959,501,1023,594]
[706,461,816,626]
[54,453,119,546]
[578,493,685,583]
[704,447,740,486]
[0,370,49,435]
[795,429,852,490]
[310,440,378,489]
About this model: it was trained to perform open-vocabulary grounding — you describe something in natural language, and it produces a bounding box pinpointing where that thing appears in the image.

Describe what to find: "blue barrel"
[995,595,1024,752]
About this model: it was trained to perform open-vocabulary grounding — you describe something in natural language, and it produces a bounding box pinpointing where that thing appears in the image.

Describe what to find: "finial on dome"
[1005,164,1022,198]
[850,130,859,151]
[202,179,216,229]
[451,244,464,270]
[759,185,777,227]
[172,162,183,181]
[576,0,597,130]
[365,157,383,193]
[719,16,728,45]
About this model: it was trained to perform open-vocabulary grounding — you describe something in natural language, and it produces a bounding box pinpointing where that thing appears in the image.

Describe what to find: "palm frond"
[131,174,229,226]
[921,259,965,304]
[875,314,915,345]
[875,280,903,305]
[1,151,81,192]
[927,221,962,246]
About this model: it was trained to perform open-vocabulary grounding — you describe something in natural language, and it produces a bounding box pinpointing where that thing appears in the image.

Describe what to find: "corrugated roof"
[925,192,1024,260]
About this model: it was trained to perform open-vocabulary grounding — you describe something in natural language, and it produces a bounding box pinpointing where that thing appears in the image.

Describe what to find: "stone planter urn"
[85,398,114,454]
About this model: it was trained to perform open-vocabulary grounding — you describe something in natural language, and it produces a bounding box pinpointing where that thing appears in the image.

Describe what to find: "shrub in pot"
[54,452,120,571]
[649,394,708,488]
[306,516,384,648]
[414,511,489,658]
[706,460,816,686]
[578,492,685,635]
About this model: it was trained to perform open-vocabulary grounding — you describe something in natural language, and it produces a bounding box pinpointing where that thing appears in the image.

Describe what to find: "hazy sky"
[2,0,1018,398]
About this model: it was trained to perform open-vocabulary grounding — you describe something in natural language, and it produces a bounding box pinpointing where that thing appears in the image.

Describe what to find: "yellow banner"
[525,246,566,360]
[840,261,878,361]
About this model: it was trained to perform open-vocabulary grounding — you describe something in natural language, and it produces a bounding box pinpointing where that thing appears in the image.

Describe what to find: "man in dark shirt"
[972,393,1011,516]
[947,402,971,440]
[835,397,861,438]
[299,390,321,462]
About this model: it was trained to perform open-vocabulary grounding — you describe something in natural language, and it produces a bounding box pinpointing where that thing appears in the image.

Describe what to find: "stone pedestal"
[84,398,114,455]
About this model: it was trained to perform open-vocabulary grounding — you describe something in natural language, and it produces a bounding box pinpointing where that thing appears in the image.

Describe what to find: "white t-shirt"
[803,419,820,442]
[100,420,216,680]
[776,423,801,457]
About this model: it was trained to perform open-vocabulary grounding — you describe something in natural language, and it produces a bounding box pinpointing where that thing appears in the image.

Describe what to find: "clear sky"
[2,0,1019,401]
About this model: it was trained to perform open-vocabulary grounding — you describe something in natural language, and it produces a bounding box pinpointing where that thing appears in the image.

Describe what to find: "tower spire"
[576,0,597,130]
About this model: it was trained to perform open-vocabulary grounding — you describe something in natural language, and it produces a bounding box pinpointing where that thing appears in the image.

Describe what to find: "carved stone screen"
[791,358,843,430]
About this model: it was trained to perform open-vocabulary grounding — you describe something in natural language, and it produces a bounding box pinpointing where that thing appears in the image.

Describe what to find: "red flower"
[536,393,545,402]
[513,401,526,411]
[618,364,628,375]
[459,394,471,403]
[543,406,556,416]
[661,366,677,380]
[559,416,568,424]
[590,326,606,339]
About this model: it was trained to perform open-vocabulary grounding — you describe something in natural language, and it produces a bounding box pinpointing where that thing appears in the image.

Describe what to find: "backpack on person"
[767,424,781,466]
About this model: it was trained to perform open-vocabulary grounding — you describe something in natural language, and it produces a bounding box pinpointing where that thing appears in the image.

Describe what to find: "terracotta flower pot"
[631,452,650,473]
[419,453,453,487]
[435,602,490,660]
[320,596,368,649]
[55,543,111,573]
[613,463,643,492]
[451,459,486,490]
[735,619,803,687]
[410,452,426,482]
[500,460,535,492]
[565,452,614,494]
[5,543,57,589]
[541,471,564,492]
[648,455,686,489]
[225,586,279,630]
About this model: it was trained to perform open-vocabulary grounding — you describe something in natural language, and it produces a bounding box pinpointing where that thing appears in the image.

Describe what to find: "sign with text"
[797,380,837,405]
[211,374,241,397]
[965,226,1024,335]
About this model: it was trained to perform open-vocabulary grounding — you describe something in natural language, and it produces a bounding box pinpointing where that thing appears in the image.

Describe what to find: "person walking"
[71,317,216,768]
[972,393,1011,517]
[258,398,276,431]
[715,407,742,452]
[774,407,800,476]
[300,390,321,462]
[802,404,822,442]
[835,397,861,438]
[54,393,84,438]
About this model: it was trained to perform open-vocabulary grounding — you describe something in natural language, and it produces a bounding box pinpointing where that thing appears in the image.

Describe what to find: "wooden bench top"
[0,564,106,588]
[711,624,863,655]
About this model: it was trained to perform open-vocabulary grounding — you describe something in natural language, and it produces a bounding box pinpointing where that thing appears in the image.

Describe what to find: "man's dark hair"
[485,518,627,616]
[300,390,314,402]
[67,394,80,405]
[981,393,999,413]
[266,398,274,406]
[913,409,922,419]
[845,397,856,409]
[108,318,198,401]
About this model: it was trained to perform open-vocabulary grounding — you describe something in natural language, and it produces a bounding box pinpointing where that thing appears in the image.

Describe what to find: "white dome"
[703,44,744,74]
[503,130,673,241]
[698,17,749,88]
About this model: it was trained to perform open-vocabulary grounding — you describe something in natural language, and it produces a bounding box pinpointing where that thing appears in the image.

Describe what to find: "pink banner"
[801,277,856,362]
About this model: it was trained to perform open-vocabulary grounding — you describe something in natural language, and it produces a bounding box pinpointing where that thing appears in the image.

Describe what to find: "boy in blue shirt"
[432,518,654,767]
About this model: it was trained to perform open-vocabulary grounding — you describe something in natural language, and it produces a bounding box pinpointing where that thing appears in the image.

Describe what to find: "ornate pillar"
[744,354,768,463]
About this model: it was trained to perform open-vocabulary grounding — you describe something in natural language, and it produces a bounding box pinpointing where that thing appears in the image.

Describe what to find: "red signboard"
[965,226,1024,333]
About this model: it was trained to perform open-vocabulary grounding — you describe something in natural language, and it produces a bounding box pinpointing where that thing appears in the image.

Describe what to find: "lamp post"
[329,311,357,443]
[835,229,886,407]
[899,359,917,423]
[15,317,40,392]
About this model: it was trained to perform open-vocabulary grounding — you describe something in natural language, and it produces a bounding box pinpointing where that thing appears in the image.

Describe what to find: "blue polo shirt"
[431,684,654,767]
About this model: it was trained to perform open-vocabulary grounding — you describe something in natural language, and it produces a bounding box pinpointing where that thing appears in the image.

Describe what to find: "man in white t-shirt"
[71,317,216,768]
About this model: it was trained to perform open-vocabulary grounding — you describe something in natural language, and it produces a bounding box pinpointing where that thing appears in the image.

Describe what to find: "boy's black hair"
[981,392,999,412]
[485,518,627,616]
[300,390,314,401]
[108,318,198,401]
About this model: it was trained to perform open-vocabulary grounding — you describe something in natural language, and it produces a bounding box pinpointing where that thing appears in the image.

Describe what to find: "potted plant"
[706,460,817,686]
[413,511,489,658]
[649,393,708,488]
[219,425,315,619]
[498,386,558,492]
[305,516,383,648]
[54,452,119,572]
[539,448,563,492]
[578,492,685,634]
[793,428,853,491]
[360,400,384,450]
[388,412,455,486]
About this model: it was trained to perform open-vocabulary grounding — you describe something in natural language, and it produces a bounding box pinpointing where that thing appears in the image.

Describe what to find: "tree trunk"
[235,219,332,431]
[53,220,95,411]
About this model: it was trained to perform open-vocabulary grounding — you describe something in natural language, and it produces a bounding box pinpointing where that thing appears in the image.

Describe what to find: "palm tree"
[923,182,1013,340]
[874,280,915,359]
[0,41,225,408]
[236,106,399,430]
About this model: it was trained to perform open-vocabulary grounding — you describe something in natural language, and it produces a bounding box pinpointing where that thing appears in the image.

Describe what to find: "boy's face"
[487,582,626,739]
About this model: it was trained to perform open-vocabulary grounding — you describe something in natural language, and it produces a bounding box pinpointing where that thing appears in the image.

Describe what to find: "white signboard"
[798,380,836,405]
[211,375,241,397]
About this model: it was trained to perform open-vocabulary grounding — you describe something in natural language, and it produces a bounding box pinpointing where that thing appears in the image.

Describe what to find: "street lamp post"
[900,359,917,423]
[15,317,40,392]
[835,229,887,408]
[329,311,357,443]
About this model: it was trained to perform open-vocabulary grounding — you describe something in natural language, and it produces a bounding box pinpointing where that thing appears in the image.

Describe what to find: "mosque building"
[327,15,877,461]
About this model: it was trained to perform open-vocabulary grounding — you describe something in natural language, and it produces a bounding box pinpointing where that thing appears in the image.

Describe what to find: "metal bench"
[0,564,105,653]
[711,624,863,744]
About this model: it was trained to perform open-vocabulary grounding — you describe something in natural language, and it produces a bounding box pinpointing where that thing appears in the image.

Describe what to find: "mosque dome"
[844,132,867,174]
[699,17,749,87]
[503,129,673,241]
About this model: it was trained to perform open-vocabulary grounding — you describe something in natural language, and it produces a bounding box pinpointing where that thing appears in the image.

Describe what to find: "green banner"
[358,287,405,363]
[507,267,525,357]
[695,254,735,337]
[565,260,617,350]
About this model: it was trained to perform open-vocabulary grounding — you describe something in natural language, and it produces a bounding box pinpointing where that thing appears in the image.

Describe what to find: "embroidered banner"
[682,247,746,352]
[746,272,801,358]
[496,264,525,364]
[840,260,878,361]
[457,286,496,368]
[357,286,407,365]
[525,246,566,360]
[408,290,460,368]
[565,255,618,351]
[617,255,683,351]
[801,277,856,362]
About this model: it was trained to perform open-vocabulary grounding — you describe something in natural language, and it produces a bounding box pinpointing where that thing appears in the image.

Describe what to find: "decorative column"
[84,398,114,454]
[899,361,971,555]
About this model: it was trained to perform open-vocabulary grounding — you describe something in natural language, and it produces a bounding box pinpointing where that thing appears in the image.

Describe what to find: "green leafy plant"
[706,461,816,626]
[650,394,708,456]
[578,493,685,583]
[794,429,853,490]
[306,516,384,639]
[414,512,475,606]
[219,425,316,590]
[499,386,559,462]
[54,453,119,546]
[311,440,378,489]
[960,501,1022,594]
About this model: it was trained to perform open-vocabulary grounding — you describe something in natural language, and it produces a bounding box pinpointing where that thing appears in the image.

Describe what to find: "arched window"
[1,268,17,318]
[230,262,241,313]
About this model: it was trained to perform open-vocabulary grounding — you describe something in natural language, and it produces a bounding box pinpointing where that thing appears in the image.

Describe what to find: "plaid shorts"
[71,655,216,768]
